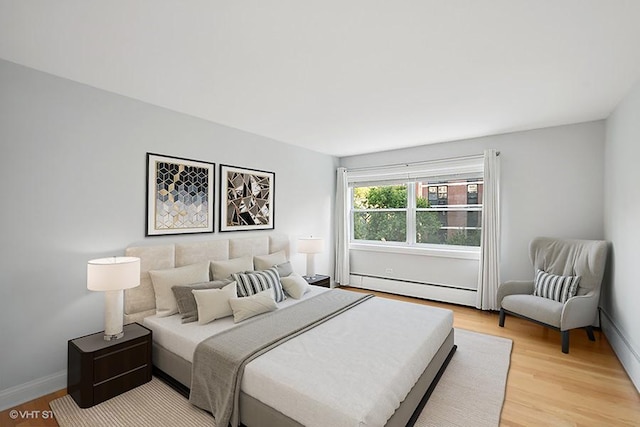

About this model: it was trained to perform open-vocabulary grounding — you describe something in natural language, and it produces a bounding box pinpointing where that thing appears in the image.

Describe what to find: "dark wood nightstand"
[67,323,152,408]
[304,274,331,288]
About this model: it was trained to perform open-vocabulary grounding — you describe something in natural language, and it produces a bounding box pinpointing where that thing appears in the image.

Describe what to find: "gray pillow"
[275,261,294,278]
[172,279,232,323]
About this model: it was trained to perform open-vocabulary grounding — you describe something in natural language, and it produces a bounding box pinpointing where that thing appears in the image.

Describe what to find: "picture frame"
[146,153,215,236]
[220,164,275,232]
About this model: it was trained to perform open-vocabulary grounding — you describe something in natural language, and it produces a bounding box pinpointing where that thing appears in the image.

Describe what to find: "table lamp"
[297,237,324,278]
[87,256,141,340]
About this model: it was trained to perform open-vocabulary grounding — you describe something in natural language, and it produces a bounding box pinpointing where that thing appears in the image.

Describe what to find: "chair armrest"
[561,292,599,330]
[497,280,534,307]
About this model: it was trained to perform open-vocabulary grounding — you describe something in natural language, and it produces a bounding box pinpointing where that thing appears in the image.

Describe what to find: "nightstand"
[304,274,331,288]
[67,323,152,408]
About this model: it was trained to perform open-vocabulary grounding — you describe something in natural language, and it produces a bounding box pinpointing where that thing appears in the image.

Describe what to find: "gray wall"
[0,59,337,408]
[603,79,640,390]
[340,121,606,285]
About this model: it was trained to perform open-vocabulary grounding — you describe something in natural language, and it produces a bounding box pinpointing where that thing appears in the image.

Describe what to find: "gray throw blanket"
[189,289,373,427]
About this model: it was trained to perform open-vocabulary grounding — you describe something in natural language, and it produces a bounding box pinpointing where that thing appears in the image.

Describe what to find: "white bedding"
[144,287,453,427]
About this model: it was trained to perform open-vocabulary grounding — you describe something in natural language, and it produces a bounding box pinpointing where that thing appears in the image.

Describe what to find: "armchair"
[498,237,608,353]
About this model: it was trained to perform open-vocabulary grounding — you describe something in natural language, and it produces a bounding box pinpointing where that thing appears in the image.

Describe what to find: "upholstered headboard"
[123,234,290,324]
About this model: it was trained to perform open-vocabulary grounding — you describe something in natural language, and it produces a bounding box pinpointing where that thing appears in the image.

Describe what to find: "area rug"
[416,328,512,427]
[50,328,512,427]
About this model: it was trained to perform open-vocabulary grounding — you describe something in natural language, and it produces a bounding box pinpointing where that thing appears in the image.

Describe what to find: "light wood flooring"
[2,288,639,426]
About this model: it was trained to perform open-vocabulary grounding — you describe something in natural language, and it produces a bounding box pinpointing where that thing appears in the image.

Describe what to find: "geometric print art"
[155,162,208,229]
[220,164,274,231]
[146,153,214,235]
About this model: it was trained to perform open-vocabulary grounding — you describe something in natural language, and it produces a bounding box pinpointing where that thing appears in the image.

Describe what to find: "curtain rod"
[344,151,500,173]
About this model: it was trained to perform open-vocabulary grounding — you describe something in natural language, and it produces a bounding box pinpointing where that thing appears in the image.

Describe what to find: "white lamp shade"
[87,257,141,291]
[297,237,324,254]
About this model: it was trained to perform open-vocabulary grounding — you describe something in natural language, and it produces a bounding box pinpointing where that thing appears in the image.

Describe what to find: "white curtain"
[476,149,501,310]
[334,167,350,285]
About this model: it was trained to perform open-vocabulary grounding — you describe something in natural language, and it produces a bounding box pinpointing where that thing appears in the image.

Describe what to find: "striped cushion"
[533,269,580,303]
[232,267,286,302]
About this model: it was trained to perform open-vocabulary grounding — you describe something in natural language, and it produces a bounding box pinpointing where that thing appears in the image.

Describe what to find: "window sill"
[349,242,480,260]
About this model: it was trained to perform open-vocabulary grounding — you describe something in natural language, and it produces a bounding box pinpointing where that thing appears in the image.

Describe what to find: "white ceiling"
[1,1,640,157]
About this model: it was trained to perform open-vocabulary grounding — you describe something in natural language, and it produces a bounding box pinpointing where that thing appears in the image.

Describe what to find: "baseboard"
[600,309,640,393]
[0,370,66,412]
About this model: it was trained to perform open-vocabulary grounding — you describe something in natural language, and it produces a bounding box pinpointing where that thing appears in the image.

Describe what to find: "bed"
[124,234,456,427]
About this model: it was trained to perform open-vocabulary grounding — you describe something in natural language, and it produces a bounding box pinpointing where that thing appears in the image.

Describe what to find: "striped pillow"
[232,267,286,303]
[533,269,580,303]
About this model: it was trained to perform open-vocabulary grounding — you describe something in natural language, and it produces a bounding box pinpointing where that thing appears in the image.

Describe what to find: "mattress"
[144,287,453,427]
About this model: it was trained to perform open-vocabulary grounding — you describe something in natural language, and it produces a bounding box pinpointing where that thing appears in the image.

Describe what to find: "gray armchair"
[498,237,608,353]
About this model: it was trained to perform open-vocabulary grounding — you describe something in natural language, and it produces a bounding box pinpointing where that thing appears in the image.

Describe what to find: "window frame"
[346,158,484,256]
[350,184,409,244]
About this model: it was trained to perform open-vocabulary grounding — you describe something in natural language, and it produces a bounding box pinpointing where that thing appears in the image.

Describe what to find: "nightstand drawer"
[94,365,150,403]
[93,341,149,384]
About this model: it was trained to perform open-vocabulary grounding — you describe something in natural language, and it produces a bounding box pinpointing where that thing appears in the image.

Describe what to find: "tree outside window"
[353,185,408,242]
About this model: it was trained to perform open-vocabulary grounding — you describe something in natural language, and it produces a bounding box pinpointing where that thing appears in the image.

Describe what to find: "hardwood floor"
[0,389,65,427]
[2,288,639,426]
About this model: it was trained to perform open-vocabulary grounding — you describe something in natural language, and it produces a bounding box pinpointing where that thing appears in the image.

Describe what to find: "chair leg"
[499,308,505,327]
[561,330,569,354]
[586,326,596,342]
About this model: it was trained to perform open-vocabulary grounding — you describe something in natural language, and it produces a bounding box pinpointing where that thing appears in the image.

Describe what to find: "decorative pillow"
[232,267,286,302]
[274,261,294,278]
[210,256,253,281]
[533,269,581,303]
[148,262,210,317]
[192,282,237,325]
[280,273,310,299]
[229,288,277,323]
[172,279,232,323]
[253,251,287,271]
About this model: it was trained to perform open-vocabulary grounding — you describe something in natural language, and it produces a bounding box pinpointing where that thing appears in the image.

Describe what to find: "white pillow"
[210,256,253,280]
[192,282,237,325]
[229,288,277,323]
[253,250,287,270]
[148,262,210,317]
[280,273,310,299]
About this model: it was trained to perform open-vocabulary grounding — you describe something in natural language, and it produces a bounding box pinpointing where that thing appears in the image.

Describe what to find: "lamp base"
[103,289,125,341]
[104,331,124,341]
[305,254,316,279]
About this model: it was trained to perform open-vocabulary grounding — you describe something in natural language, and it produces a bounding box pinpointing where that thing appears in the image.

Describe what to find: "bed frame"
[124,234,456,427]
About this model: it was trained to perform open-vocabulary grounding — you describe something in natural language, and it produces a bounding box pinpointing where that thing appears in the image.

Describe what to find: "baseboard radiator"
[348,274,477,307]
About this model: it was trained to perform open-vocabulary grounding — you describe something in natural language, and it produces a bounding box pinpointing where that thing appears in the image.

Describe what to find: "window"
[352,184,407,242]
[347,157,484,249]
[415,179,482,246]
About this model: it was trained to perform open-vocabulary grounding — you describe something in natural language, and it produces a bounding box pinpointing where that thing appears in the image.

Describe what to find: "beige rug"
[416,328,512,427]
[50,328,512,427]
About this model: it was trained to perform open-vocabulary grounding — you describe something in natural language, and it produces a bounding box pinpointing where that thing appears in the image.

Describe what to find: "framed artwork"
[146,153,215,236]
[220,164,275,232]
